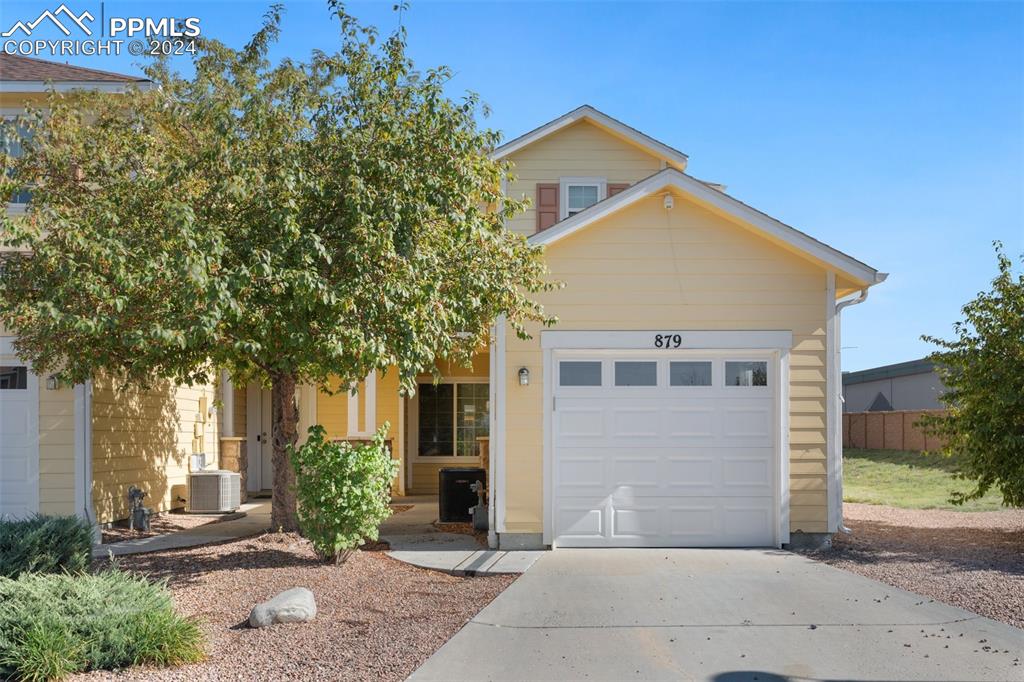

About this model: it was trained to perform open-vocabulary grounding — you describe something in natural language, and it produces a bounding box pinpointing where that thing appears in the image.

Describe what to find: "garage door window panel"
[0,366,27,390]
[669,361,712,387]
[614,361,657,387]
[559,361,602,387]
[725,361,768,387]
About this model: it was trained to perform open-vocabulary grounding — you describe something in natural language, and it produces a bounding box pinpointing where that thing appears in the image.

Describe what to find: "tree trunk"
[270,372,300,532]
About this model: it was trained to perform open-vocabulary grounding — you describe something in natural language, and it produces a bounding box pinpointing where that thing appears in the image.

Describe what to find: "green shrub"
[0,569,204,681]
[0,515,93,578]
[291,424,398,563]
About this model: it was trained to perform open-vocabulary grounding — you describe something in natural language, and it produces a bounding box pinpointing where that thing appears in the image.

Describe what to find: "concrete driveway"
[409,549,1024,682]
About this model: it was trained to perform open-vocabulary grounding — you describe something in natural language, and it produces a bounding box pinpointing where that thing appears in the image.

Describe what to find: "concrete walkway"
[410,548,1024,682]
[92,501,271,557]
[381,496,542,575]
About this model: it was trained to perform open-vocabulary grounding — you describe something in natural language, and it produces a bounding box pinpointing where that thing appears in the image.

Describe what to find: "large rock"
[249,587,317,628]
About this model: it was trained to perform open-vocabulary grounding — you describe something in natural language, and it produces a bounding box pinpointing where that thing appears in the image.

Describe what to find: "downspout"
[832,282,880,534]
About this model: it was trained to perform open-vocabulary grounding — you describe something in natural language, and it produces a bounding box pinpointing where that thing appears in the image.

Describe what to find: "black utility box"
[438,467,486,523]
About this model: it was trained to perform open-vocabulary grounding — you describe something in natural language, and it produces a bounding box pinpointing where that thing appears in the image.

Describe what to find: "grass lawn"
[843,448,1008,511]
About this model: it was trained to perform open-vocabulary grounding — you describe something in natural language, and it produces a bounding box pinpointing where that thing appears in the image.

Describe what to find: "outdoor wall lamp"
[518,367,530,386]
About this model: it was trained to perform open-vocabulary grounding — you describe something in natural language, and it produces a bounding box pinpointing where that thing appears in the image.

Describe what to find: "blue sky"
[4,1,1022,371]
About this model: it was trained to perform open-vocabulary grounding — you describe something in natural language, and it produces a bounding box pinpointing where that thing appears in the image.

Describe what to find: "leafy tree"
[0,3,553,531]
[920,242,1024,507]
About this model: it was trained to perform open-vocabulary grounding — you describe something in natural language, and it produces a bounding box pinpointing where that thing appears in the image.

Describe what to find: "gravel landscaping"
[79,532,515,681]
[799,502,1024,628]
[100,510,242,545]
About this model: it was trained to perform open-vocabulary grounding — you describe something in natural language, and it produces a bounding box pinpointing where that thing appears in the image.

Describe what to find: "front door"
[246,384,274,493]
[260,389,273,490]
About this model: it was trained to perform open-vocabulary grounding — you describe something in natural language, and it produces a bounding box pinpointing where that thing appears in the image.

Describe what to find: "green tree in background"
[0,3,554,531]
[921,242,1024,507]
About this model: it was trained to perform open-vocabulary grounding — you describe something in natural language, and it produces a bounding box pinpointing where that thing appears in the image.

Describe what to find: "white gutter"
[831,283,880,534]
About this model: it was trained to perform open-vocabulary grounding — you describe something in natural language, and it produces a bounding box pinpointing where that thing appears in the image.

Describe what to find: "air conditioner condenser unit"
[188,470,241,513]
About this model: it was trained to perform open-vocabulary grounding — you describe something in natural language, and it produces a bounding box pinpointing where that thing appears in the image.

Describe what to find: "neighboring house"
[842,358,944,412]
[1,55,221,529]
[3,55,888,550]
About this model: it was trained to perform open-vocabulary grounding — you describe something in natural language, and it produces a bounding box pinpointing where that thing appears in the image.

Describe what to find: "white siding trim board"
[825,272,841,533]
[492,316,508,537]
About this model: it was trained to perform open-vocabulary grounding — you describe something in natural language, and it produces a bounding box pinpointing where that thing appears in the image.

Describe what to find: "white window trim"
[559,176,607,220]
[409,377,489,463]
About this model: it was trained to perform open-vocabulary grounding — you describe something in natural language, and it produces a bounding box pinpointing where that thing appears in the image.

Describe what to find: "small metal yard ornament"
[469,480,488,532]
[127,486,152,532]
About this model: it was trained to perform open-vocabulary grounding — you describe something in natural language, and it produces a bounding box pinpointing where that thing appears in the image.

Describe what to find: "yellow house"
[231,106,885,551]
[2,54,885,551]
[1,55,221,530]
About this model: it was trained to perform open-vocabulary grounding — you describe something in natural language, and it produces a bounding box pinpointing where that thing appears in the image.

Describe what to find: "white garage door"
[552,352,777,547]
[0,339,39,519]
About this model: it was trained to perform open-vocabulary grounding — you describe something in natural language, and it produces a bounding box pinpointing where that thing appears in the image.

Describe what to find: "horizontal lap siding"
[232,385,247,438]
[504,192,830,534]
[317,370,404,492]
[38,386,77,516]
[91,378,218,524]
[505,121,663,237]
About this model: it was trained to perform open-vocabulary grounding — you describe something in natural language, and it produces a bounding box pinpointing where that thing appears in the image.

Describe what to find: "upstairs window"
[2,118,32,206]
[560,177,606,219]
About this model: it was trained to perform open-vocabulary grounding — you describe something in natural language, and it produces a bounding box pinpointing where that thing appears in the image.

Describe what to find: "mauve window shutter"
[536,183,559,232]
[607,183,629,197]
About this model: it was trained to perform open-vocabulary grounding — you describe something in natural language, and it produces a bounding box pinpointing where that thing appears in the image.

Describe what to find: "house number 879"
[653,334,683,348]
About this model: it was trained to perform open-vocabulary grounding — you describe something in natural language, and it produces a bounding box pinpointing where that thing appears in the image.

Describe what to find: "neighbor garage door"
[552,351,777,547]
[0,338,39,519]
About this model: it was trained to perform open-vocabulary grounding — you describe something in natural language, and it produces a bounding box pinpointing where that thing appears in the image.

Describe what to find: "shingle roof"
[0,54,149,83]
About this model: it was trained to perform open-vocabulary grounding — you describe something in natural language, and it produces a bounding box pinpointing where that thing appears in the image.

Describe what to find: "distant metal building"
[842,359,945,413]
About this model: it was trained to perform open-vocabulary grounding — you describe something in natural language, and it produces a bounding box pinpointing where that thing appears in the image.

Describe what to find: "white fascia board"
[530,168,881,286]
[0,80,152,93]
[492,105,689,170]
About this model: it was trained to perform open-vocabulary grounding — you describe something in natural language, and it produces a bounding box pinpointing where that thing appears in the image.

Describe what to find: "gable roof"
[0,54,151,92]
[492,105,689,170]
[529,168,886,288]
